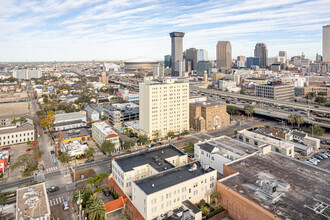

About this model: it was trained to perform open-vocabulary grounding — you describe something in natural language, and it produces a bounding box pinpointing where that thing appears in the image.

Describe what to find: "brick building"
[189,101,230,132]
[218,147,330,220]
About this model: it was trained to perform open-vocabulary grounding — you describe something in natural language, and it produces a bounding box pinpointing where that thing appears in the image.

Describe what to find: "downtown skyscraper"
[170,32,185,76]
[216,41,232,69]
[323,25,330,62]
[254,43,268,68]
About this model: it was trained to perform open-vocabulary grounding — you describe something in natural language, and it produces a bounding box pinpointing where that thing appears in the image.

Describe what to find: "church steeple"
[102,62,106,75]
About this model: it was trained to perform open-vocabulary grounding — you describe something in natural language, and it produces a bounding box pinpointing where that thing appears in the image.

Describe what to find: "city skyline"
[1,0,330,62]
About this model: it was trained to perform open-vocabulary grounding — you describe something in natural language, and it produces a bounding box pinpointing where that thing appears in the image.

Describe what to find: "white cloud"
[0,0,329,61]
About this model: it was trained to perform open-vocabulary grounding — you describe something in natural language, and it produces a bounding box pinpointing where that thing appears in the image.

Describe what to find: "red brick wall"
[217,182,281,220]
[223,164,238,177]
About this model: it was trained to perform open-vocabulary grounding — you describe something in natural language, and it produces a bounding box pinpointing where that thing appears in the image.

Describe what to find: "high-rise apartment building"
[185,48,197,71]
[254,43,268,68]
[323,25,330,62]
[197,49,208,62]
[139,78,189,138]
[279,51,287,64]
[216,41,232,69]
[170,32,185,76]
[164,55,171,68]
[13,69,42,80]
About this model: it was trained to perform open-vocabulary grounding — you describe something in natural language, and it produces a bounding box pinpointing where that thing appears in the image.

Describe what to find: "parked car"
[177,137,183,140]
[62,201,69,210]
[85,158,95,163]
[26,148,31,152]
[2,147,10,150]
[47,186,59,193]
[315,155,324,160]
[103,190,110,197]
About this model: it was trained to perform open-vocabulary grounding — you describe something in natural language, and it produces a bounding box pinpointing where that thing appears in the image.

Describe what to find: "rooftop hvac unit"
[189,163,197,171]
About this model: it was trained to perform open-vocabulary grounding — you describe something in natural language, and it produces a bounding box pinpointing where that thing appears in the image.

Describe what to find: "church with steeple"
[99,62,109,85]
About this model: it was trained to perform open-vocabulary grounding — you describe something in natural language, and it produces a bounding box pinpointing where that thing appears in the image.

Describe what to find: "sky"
[0,0,329,62]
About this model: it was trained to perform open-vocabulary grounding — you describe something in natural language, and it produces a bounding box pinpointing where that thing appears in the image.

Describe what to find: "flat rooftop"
[238,129,294,149]
[221,152,330,219]
[135,162,215,195]
[190,101,225,108]
[54,112,86,123]
[198,136,258,156]
[92,122,117,136]
[16,182,50,219]
[114,145,185,172]
[0,123,34,135]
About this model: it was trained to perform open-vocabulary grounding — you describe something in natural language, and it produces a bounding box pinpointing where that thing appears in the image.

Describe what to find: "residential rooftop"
[135,161,215,195]
[197,136,258,156]
[54,112,86,124]
[16,182,51,220]
[114,145,185,172]
[238,129,294,149]
[221,152,330,220]
[190,101,225,108]
[92,121,117,136]
[0,123,34,135]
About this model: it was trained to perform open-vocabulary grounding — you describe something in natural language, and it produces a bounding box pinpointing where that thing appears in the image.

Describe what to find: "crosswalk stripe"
[59,197,62,203]
[56,198,58,204]
[50,200,53,206]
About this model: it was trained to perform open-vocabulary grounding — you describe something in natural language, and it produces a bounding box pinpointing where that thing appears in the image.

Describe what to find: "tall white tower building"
[139,78,189,138]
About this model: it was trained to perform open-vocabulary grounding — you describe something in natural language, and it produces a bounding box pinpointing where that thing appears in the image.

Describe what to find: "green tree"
[305,92,316,100]
[27,140,31,145]
[11,152,35,172]
[101,140,116,154]
[184,141,195,155]
[240,89,245,94]
[264,125,270,129]
[288,114,296,127]
[0,190,7,205]
[85,147,96,158]
[227,106,238,115]
[317,92,327,96]
[101,115,107,121]
[181,130,189,136]
[294,114,304,128]
[152,130,161,140]
[137,134,149,145]
[167,131,175,138]
[315,96,326,104]
[73,184,95,208]
[211,191,221,204]
[244,104,254,117]
[200,206,210,215]
[312,125,325,136]
[58,152,70,163]
[43,97,49,103]
[123,140,135,150]
[86,195,106,220]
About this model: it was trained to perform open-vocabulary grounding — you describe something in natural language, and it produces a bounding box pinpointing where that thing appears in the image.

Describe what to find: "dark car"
[50,150,55,154]
[103,190,110,197]
[85,158,95,163]
[47,186,60,193]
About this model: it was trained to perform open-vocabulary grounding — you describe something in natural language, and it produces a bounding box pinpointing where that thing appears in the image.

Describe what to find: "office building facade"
[246,57,260,68]
[164,55,171,68]
[185,48,197,71]
[0,124,35,147]
[196,61,212,76]
[323,25,330,62]
[255,82,294,101]
[170,32,185,76]
[139,78,189,138]
[197,49,208,62]
[279,51,287,64]
[216,41,232,69]
[254,43,268,68]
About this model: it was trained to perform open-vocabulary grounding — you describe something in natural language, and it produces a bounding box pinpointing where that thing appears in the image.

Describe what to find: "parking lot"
[306,150,330,171]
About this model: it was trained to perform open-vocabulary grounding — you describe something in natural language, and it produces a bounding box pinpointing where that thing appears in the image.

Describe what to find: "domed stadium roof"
[125,57,158,63]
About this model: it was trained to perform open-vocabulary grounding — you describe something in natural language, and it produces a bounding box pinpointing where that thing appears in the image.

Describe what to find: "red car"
[26,148,31,152]
[2,147,10,150]
[177,137,183,140]
[313,113,319,115]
